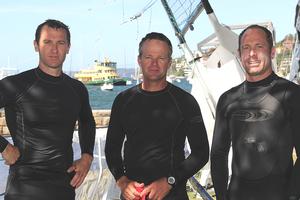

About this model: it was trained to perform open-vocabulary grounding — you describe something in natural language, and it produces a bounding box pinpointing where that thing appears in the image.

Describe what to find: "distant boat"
[0,67,18,80]
[166,75,175,83]
[100,82,113,91]
[126,79,132,85]
[74,58,127,86]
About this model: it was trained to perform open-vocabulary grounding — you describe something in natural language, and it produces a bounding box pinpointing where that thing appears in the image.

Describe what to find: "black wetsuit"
[0,68,95,200]
[105,83,209,200]
[211,72,300,200]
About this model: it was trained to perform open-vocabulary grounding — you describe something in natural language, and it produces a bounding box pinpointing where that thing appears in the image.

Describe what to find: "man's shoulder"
[2,68,36,85]
[117,84,139,98]
[63,73,87,89]
[221,81,243,95]
[218,82,244,106]
[275,75,299,88]
[168,83,194,100]
[111,85,139,111]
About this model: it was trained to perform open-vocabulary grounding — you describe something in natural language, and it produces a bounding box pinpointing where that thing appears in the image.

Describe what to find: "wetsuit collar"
[245,72,277,88]
[35,67,64,83]
[137,82,171,95]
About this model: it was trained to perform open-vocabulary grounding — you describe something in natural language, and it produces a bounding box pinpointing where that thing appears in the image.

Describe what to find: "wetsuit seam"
[14,79,39,103]
[167,89,185,182]
[13,79,39,154]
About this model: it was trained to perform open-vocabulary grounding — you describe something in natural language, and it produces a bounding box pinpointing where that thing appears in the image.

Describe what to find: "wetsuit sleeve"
[210,94,231,200]
[0,136,8,153]
[105,94,126,181]
[0,77,18,152]
[77,84,96,156]
[287,86,300,199]
[175,95,209,184]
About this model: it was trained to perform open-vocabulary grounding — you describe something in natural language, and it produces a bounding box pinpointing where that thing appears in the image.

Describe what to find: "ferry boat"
[74,58,127,86]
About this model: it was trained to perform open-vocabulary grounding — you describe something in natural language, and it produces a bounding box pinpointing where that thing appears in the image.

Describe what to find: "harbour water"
[0,78,192,198]
[88,78,192,109]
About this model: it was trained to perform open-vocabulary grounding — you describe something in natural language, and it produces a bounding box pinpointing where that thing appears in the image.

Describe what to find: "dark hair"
[35,19,70,45]
[238,24,273,52]
[138,32,172,58]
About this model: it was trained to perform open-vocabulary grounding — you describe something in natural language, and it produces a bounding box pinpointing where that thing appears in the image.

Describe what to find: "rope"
[189,176,213,200]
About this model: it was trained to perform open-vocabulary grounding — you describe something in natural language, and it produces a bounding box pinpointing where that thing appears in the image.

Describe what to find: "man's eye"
[257,44,264,49]
[58,41,66,45]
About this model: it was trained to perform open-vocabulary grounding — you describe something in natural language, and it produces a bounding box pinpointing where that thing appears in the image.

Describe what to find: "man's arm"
[287,85,300,199]
[173,96,209,185]
[69,83,96,188]
[77,84,96,156]
[210,95,231,200]
[104,94,126,181]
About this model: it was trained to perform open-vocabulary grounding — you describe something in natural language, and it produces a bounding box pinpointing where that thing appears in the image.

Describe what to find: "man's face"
[138,39,171,83]
[34,25,70,71]
[239,28,275,82]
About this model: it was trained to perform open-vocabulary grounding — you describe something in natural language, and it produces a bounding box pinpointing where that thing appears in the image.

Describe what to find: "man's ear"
[66,44,71,54]
[271,47,276,59]
[137,55,141,66]
[33,40,39,52]
[237,49,241,59]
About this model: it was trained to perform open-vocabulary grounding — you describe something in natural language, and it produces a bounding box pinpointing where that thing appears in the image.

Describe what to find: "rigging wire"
[121,0,158,24]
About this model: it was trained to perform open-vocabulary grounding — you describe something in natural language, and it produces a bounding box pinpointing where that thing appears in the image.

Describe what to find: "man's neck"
[246,70,273,82]
[38,65,62,77]
[141,80,168,92]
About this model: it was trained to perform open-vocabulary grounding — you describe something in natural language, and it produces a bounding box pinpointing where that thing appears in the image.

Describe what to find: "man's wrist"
[117,176,130,189]
[81,153,93,164]
[167,176,176,187]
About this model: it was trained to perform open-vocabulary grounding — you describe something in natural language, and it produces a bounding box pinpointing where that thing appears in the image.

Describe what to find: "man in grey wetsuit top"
[0,19,96,200]
[211,25,300,200]
[105,32,209,200]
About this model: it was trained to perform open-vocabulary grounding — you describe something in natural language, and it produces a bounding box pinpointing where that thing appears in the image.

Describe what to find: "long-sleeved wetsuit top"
[211,72,300,200]
[105,83,209,199]
[0,67,95,172]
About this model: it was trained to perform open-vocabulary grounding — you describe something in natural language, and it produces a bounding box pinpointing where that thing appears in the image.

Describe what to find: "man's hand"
[117,176,144,200]
[1,143,20,165]
[67,153,93,188]
[141,177,172,200]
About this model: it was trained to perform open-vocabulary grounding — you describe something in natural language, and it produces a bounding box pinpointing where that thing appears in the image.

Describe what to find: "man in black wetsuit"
[0,19,96,200]
[211,24,300,200]
[105,32,209,200]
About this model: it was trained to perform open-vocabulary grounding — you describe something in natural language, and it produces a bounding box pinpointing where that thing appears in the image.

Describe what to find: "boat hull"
[85,78,127,86]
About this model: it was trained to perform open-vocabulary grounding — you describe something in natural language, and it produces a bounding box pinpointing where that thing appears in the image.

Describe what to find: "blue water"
[88,79,192,109]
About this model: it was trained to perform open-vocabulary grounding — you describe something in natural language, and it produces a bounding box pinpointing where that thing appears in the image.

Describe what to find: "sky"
[0,0,298,73]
